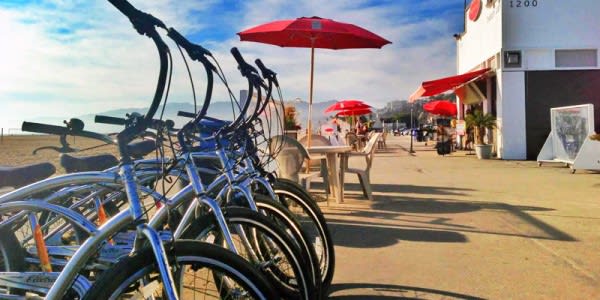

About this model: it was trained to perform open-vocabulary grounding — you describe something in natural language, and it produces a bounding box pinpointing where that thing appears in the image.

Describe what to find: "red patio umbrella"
[423,100,457,116]
[238,16,391,147]
[335,107,372,117]
[324,99,371,113]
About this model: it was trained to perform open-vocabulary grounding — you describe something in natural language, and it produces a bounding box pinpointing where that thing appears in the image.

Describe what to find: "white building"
[415,0,600,160]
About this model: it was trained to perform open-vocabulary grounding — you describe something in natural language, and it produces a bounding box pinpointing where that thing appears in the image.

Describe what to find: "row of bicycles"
[0,0,334,299]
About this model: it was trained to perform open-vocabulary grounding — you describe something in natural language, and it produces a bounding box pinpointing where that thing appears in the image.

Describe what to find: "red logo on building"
[468,0,482,21]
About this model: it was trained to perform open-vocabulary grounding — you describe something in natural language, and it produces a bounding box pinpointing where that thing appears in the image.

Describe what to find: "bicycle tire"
[82,240,279,299]
[251,194,320,292]
[268,178,335,291]
[182,207,317,300]
[0,228,26,295]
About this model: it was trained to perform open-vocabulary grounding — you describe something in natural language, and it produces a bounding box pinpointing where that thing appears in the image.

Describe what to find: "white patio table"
[307,145,352,204]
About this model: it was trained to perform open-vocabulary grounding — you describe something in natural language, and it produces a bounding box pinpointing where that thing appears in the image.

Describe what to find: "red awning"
[409,68,490,102]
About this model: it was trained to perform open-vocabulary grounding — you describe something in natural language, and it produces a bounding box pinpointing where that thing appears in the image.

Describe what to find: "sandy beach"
[0,135,121,173]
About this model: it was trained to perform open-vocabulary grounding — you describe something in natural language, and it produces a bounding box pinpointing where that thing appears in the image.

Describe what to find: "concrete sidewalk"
[320,135,600,299]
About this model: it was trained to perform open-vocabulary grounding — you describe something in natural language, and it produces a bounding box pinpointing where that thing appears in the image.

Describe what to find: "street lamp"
[409,102,415,153]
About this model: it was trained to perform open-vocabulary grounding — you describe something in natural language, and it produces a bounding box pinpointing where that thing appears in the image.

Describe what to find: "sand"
[0,135,122,173]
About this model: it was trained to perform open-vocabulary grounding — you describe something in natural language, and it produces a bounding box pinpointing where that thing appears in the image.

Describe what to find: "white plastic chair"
[344,132,381,200]
[270,135,328,193]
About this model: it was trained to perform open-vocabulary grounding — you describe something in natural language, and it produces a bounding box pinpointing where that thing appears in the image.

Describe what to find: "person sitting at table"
[356,119,367,135]
[354,119,368,149]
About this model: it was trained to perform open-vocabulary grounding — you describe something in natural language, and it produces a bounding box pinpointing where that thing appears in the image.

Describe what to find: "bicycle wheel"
[250,194,320,292]
[267,178,335,291]
[0,228,26,295]
[182,207,317,300]
[83,240,279,299]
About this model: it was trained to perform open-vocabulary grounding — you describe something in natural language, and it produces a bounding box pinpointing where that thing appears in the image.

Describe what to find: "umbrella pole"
[305,46,315,173]
[307,46,315,148]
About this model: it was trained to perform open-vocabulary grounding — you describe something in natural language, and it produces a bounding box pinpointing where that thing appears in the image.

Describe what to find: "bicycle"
[0,1,281,298]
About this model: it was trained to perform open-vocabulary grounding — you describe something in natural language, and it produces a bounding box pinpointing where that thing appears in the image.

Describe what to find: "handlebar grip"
[168,28,212,56]
[231,48,261,82]
[95,115,127,125]
[177,111,196,118]
[22,121,69,135]
[108,0,166,32]
[231,48,258,73]
[230,47,245,66]
[255,59,276,78]
[107,0,139,18]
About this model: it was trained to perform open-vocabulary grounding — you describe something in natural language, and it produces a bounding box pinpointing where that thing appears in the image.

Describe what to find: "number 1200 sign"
[510,0,538,7]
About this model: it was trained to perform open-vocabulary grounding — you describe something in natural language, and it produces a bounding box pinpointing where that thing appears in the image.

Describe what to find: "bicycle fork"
[121,164,179,300]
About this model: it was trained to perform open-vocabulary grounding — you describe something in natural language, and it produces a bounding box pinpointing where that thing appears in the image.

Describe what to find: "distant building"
[384,100,407,112]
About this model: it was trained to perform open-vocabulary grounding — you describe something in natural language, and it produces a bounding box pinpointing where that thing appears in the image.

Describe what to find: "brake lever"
[32,134,78,155]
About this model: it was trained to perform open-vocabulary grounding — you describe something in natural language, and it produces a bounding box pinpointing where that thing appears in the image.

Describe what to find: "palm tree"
[465,109,496,145]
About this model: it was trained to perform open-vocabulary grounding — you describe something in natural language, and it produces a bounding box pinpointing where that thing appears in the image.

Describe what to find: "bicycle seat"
[0,162,56,188]
[60,153,119,173]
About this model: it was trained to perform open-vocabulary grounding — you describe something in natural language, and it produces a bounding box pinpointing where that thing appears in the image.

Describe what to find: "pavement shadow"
[327,283,486,299]
[374,148,398,155]
[327,219,468,248]
[343,182,476,197]
[396,144,417,156]
[360,196,574,242]
[371,197,482,214]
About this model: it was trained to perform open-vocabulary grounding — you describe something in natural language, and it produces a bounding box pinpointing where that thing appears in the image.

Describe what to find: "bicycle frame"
[0,168,177,298]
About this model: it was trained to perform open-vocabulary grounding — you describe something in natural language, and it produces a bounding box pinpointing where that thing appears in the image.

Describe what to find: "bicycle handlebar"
[177,111,196,118]
[167,28,212,58]
[230,47,260,78]
[96,114,175,131]
[255,58,278,87]
[108,0,166,34]
[165,28,215,124]
[107,0,170,162]
[95,115,128,125]
[22,121,70,136]
[22,121,115,145]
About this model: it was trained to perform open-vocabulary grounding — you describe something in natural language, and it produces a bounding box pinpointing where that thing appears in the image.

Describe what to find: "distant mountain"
[21,99,362,135]
[26,102,240,134]
[286,99,338,129]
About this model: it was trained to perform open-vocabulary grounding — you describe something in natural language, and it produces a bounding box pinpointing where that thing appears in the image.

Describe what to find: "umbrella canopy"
[324,99,371,113]
[238,16,391,147]
[238,17,391,49]
[335,107,372,117]
[423,100,457,116]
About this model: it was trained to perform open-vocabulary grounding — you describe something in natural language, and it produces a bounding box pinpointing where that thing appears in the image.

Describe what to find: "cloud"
[0,0,463,129]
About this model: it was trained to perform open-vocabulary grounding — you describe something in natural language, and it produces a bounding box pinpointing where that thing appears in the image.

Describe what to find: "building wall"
[457,0,503,73]
[503,0,600,50]
[497,71,527,159]
[503,0,600,71]
[525,70,600,160]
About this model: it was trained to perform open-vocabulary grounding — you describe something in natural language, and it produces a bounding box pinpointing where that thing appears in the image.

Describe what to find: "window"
[503,50,521,68]
[555,49,597,68]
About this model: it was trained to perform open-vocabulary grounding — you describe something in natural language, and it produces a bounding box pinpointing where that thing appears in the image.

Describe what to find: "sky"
[0,0,466,130]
